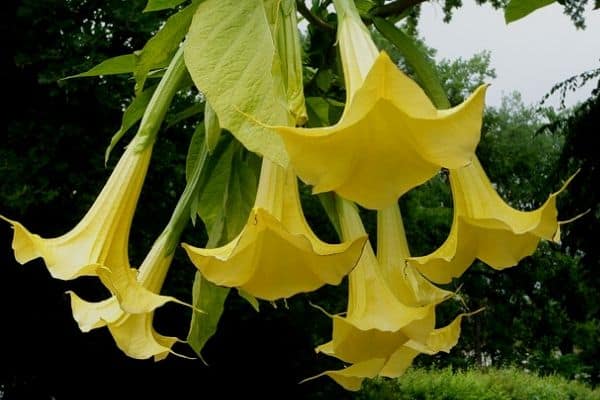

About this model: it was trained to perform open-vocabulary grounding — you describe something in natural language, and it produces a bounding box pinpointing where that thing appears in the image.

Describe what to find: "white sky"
[418,1,600,108]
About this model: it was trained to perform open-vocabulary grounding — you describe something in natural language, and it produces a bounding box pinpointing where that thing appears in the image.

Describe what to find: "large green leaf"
[373,17,451,109]
[187,272,230,358]
[505,0,556,23]
[144,0,187,12]
[134,2,198,92]
[184,0,290,166]
[186,134,260,357]
[195,136,260,243]
[65,54,136,79]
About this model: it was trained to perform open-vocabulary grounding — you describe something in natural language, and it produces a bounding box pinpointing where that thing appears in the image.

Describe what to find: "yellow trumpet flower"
[68,293,177,361]
[411,157,574,284]
[269,0,486,210]
[1,135,153,280]
[183,158,366,301]
[68,233,184,361]
[311,201,470,390]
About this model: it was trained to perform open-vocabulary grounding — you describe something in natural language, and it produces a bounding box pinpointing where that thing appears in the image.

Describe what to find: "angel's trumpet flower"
[411,157,575,284]
[310,201,471,390]
[1,136,152,280]
[69,137,209,361]
[68,231,182,361]
[2,47,188,280]
[269,0,486,210]
[183,158,366,301]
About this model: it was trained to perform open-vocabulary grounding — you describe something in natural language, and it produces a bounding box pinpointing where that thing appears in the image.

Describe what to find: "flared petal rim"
[272,52,486,209]
[183,207,366,300]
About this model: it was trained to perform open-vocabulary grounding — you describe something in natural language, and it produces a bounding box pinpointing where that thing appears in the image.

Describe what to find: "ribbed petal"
[302,358,387,391]
[183,207,366,300]
[411,158,573,284]
[273,52,486,209]
[67,291,176,361]
[1,140,152,280]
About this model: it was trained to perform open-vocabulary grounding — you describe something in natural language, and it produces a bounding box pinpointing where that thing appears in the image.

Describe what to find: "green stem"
[370,0,428,18]
[295,0,335,31]
[277,0,307,126]
[162,141,209,255]
[135,47,188,149]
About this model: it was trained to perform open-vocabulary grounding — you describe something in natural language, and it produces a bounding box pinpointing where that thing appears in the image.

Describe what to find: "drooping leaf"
[185,122,206,182]
[144,0,187,12]
[65,54,136,79]
[305,97,331,127]
[373,17,451,109]
[134,2,198,92]
[204,102,221,153]
[195,136,260,243]
[305,97,344,128]
[105,85,157,163]
[505,0,556,23]
[186,135,259,356]
[185,122,207,225]
[237,289,260,312]
[184,0,290,165]
[187,273,230,358]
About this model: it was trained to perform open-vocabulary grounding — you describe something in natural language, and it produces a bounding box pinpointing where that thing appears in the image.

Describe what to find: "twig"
[370,0,427,18]
[296,0,335,31]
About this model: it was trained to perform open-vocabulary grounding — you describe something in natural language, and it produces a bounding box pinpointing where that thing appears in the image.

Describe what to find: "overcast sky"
[418,1,600,108]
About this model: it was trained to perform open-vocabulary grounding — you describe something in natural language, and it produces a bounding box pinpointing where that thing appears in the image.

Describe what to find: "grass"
[357,367,600,400]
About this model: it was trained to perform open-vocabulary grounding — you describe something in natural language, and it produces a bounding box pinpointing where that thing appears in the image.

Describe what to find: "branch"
[296,0,335,31]
[370,0,427,18]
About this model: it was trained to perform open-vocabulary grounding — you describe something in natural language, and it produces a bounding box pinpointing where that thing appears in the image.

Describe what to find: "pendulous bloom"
[309,199,469,390]
[68,124,210,361]
[411,157,574,284]
[1,47,188,281]
[269,0,487,210]
[68,232,182,361]
[1,134,153,280]
[183,158,367,301]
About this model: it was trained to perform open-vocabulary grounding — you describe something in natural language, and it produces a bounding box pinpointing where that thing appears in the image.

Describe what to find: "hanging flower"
[68,293,177,361]
[1,134,153,281]
[411,157,574,284]
[308,201,472,390]
[183,158,366,301]
[267,0,486,210]
[68,232,185,361]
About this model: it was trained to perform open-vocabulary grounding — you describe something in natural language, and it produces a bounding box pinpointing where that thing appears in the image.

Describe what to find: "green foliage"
[373,17,450,109]
[436,0,589,28]
[505,0,556,24]
[187,274,230,358]
[184,0,290,165]
[357,368,600,400]
[436,51,497,106]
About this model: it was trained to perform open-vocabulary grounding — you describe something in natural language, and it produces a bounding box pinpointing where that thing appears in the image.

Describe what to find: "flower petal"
[67,291,177,361]
[411,158,573,284]
[272,53,486,209]
[183,207,366,300]
[1,141,152,280]
[302,358,387,391]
